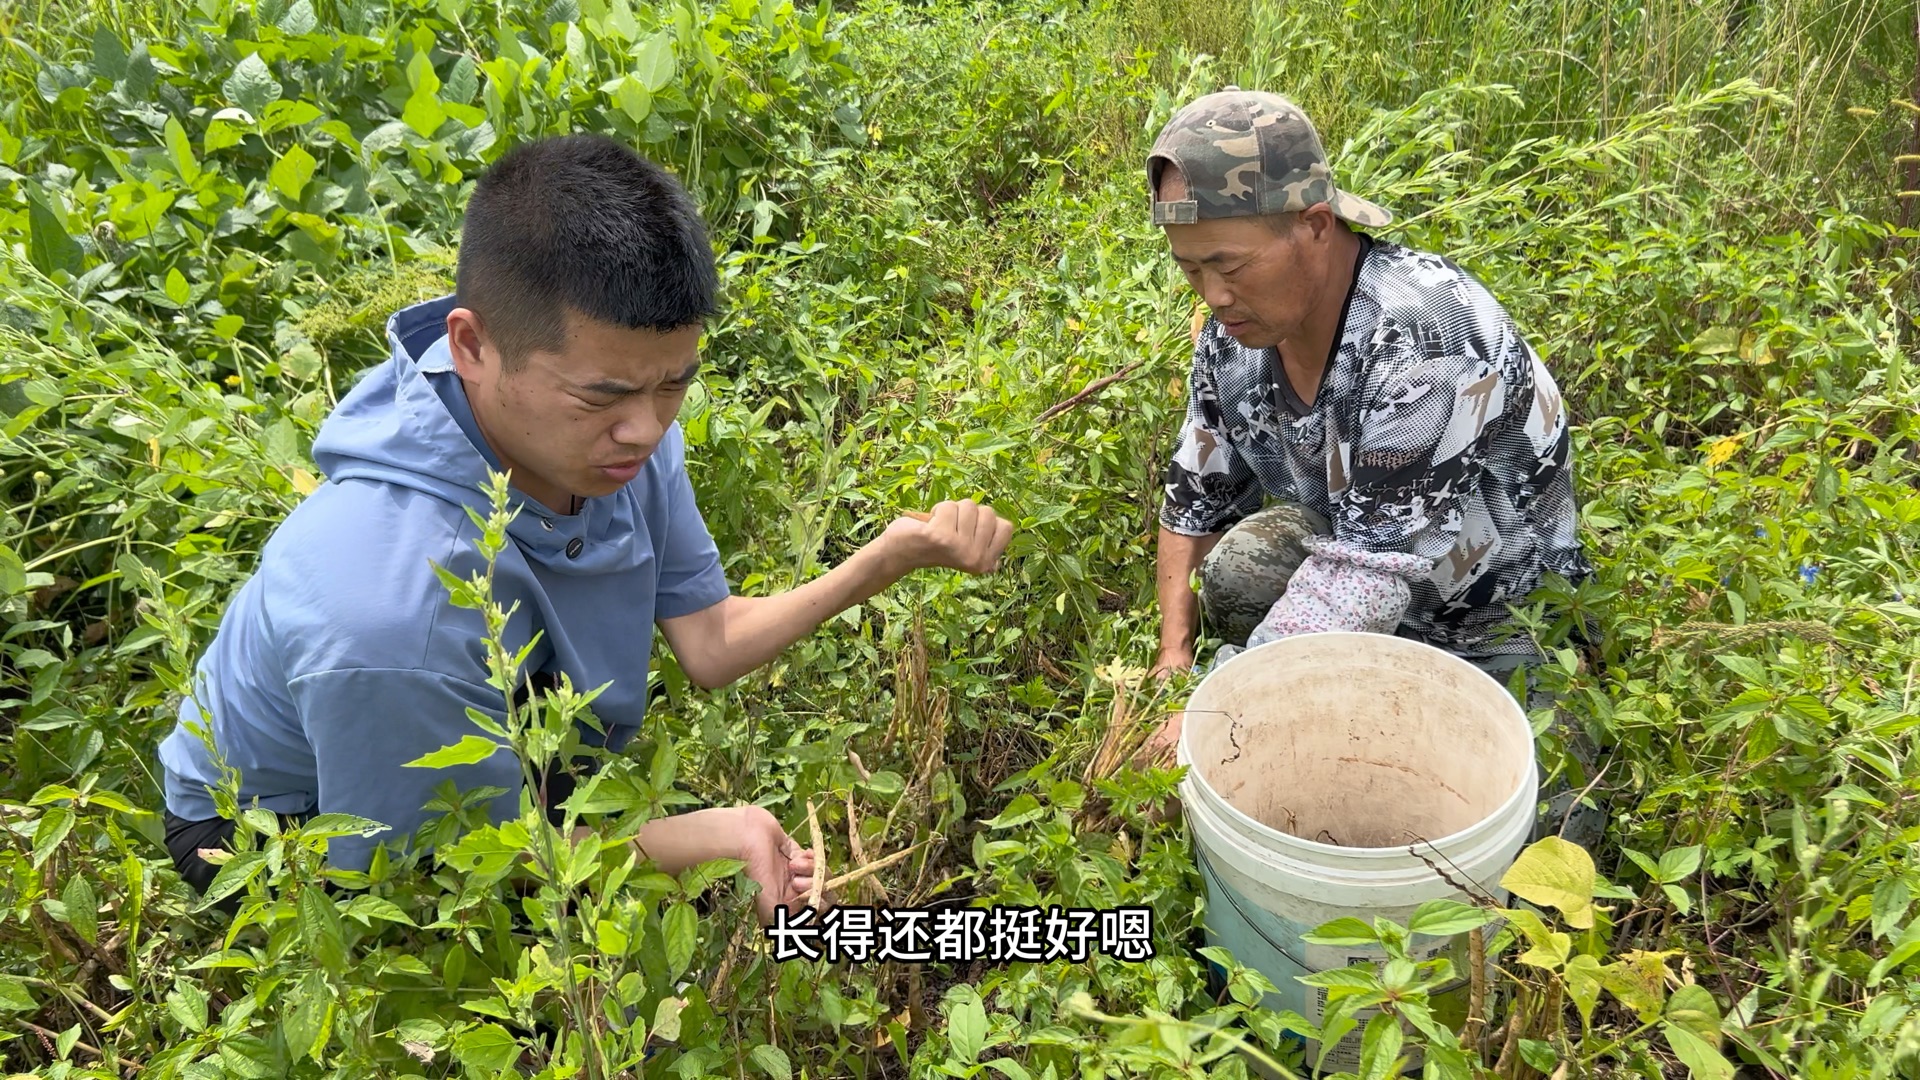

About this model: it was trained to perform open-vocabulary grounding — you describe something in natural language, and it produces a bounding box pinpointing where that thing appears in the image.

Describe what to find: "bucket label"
[1299,939,1467,1073]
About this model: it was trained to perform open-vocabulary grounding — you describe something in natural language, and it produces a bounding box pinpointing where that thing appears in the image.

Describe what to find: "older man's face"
[1159,170,1344,352]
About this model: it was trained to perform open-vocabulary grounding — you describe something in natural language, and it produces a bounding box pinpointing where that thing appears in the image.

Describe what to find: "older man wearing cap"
[1140,89,1601,844]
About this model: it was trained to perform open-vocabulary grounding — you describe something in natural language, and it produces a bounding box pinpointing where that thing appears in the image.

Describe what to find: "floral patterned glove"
[1243,535,1435,649]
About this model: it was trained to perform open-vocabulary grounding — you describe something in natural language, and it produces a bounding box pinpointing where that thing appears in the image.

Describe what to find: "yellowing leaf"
[1500,837,1597,929]
[1706,434,1746,468]
[289,468,319,495]
[1688,325,1742,356]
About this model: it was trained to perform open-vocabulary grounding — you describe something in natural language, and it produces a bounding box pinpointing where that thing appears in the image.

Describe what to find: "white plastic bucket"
[1176,632,1537,1074]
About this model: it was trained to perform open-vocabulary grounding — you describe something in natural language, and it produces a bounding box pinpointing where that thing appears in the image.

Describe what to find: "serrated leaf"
[269,144,316,200]
[167,981,209,1032]
[196,849,266,909]
[61,874,98,944]
[1500,837,1596,929]
[662,901,697,981]
[223,52,281,116]
[749,1044,792,1080]
[300,887,348,973]
[404,734,504,768]
[633,30,675,91]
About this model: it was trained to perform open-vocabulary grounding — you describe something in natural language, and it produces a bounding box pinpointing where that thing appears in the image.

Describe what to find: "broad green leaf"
[0,976,38,1012]
[445,55,479,102]
[0,543,26,597]
[613,76,651,124]
[278,0,317,35]
[165,267,190,305]
[652,995,685,1042]
[26,188,82,276]
[1657,845,1703,882]
[32,806,74,866]
[345,896,417,926]
[1500,837,1596,929]
[164,117,200,183]
[168,981,209,1033]
[197,850,267,909]
[1666,984,1723,1044]
[948,993,987,1064]
[1871,878,1911,942]
[1688,326,1742,355]
[749,1043,792,1080]
[1407,899,1492,937]
[1663,1023,1736,1080]
[1357,1012,1405,1080]
[1564,953,1603,1026]
[455,1023,522,1071]
[662,901,698,979]
[204,119,246,154]
[61,875,98,944]
[223,52,281,116]
[269,145,317,200]
[403,89,446,138]
[404,734,504,768]
[982,1060,1033,1080]
[633,30,676,91]
[300,887,348,973]
[1303,917,1379,946]
[91,25,128,81]
[262,100,323,134]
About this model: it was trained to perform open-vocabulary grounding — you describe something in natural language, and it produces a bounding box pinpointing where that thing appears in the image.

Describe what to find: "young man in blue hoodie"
[155,134,1013,923]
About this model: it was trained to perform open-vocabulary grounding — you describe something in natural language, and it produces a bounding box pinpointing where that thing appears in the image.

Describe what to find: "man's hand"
[734,805,818,925]
[883,499,1014,575]
[1134,712,1184,766]
[1150,646,1195,681]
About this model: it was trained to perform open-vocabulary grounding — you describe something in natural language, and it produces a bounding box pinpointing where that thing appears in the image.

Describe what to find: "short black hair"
[455,134,719,367]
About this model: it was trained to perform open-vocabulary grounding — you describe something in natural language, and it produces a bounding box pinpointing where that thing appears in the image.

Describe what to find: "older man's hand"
[883,499,1014,576]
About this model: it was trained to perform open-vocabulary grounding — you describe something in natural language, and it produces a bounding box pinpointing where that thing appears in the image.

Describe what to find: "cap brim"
[1332,189,1393,227]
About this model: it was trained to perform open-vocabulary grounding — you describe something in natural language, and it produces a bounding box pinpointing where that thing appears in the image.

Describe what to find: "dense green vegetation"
[1,0,1917,1076]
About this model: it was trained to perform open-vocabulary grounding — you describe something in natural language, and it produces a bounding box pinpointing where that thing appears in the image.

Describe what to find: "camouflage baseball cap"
[1147,88,1391,228]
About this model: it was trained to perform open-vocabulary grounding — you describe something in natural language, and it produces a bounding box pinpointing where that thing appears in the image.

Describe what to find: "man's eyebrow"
[575,362,701,396]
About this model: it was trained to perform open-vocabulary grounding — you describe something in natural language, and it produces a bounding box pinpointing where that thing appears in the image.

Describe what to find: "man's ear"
[1301,202,1338,243]
[445,307,489,380]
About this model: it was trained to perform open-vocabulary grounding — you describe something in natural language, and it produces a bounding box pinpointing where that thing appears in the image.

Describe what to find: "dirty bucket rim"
[1175,631,1536,859]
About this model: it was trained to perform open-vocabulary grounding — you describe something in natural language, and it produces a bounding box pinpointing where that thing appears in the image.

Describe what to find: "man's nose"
[611,403,663,451]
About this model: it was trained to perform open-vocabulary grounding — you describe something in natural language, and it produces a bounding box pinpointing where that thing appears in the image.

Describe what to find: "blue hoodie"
[156,295,731,870]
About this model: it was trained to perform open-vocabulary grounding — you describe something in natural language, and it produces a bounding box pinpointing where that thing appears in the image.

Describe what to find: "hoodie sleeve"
[290,666,525,872]
[654,428,731,619]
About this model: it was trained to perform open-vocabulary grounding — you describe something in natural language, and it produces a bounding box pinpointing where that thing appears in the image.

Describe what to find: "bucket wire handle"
[1192,845,1312,972]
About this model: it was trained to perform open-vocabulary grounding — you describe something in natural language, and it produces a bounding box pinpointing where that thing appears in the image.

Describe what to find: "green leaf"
[1663,1022,1736,1080]
[613,75,651,124]
[269,144,316,200]
[633,30,676,91]
[262,100,324,134]
[167,981,209,1033]
[165,267,190,305]
[1500,837,1596,929]
[948,993,987,1064]
[1303,917,1380,946]
[196,849,267,909]
[662,901,697,981]
[445,54,479,102]
[1688,326,1741,355]
[0,976,39,1012]
[455,1023,522,1071]
[748,1043,792,1080]
[1666,984,1723,1044]
[223,52,281,116]
[1657,845,1703,883]
[1871,878,1911,942]
[163,116,201,183]
[277,0,317,35]
[1564,953,1603,1027]
[26,187,82,276]
[61,874,98,945]
[1711,654,1767,684]
[91,25,128,81]
[32,806,74,865]
[1358,1012,1405,1080]
[0,543,26,597]
[652,995,685,1043]
[404,734,505,768]
[299,887,348,973]
[1407,899,1491,937]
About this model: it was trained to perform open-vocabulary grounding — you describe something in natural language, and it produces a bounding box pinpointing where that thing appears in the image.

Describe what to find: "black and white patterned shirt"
[1161,235,1593,661]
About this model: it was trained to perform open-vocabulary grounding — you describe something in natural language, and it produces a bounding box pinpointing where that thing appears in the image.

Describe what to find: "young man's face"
[448,306,701,514]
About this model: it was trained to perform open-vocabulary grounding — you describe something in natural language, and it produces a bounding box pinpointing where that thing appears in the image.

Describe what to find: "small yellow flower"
[224,375,241,387]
